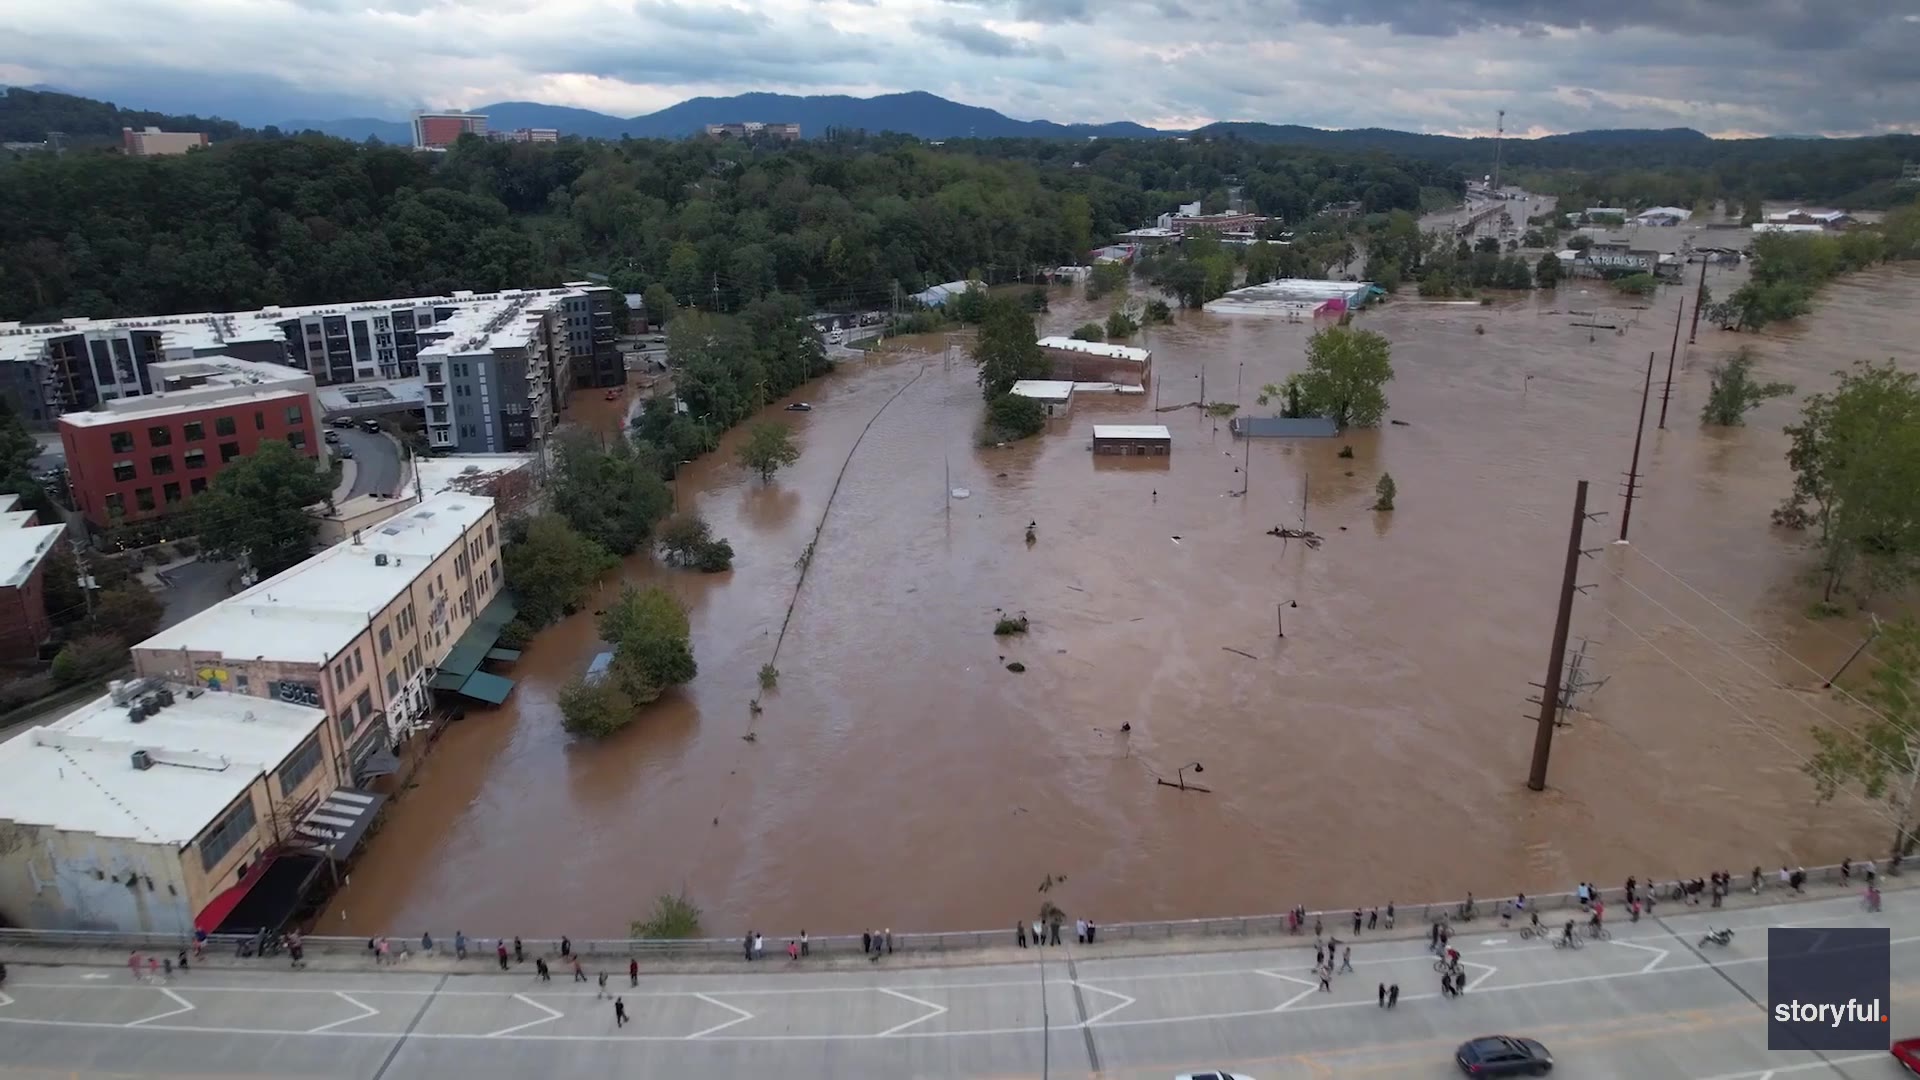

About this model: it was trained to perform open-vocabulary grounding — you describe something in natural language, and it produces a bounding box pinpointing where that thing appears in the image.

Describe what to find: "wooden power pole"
[1687,258,1708,345]
[1620,351,1654,543]
[1528,480,1592,792]
[1658,288,1685,429]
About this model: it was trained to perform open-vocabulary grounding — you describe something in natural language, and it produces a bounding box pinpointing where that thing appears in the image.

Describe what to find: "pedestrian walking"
[1086,920,1097,944]
[1378,982,1386,1007]
[177,949,189,974]
[421,931,434,955]
[1340,946,1353,974]
[515,937,525,964]
[561,936,572,959]
[787,939,799,961]
[614,997,628,1028]
[1439,926,1451,950]
[629,957,639,986]
[1076,917,1087,944]
[1455,969,1467,995]
[886,928,894,955]
[1385,902,1395,930]
[1033,919,1043,946]
[745,933,755,962]
[1388,983,1400,1008]
[1368,908,1379,931]
[1017,922,1027,948]
[1315,943,1325,968]
[535,957,549,981]
[1352,909,1362,935]
[377,938,390,965]
[754,932,765,960]
[863,928,873,954]
[1428,923,1440,953]
[800,930,809,957]
[1047,919,1059,947]
[1313,916,1323,938]
[193,927,207,958]
[163,956,173,978]
[148,956,160,981]
[455,930,468,961]
[288,932,305,968]
[498,941,510,970]
[1318,965,1332,992]
[1441,971,1454,998]
[598,972,609,998]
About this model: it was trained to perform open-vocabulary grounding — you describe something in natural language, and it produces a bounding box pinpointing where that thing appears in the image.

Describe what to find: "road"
[333,427,402,498]
[0,891,1910,1078]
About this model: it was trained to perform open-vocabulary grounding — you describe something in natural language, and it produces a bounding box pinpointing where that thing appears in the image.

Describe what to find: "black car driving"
[1456,1035,1552,1075]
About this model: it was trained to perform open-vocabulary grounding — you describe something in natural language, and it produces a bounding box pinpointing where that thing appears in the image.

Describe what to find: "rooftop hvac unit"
[128,706,145,725]
[131,750,153,770]
[375,553,390,566]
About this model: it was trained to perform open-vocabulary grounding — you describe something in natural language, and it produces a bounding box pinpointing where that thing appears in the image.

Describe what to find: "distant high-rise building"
[704,121,800,140]
[491,128,559,144]
[121,126,208,156]
[411,111,488,150]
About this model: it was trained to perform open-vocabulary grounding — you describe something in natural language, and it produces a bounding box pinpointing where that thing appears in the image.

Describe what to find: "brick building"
[411,111,487,150]
[1036,337,1153,386]
[59,357,323,531]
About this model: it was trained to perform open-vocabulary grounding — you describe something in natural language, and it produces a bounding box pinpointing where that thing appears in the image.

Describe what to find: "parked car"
[1893,1037,1920,1073]
[785,402,812,412]
[1455,1035,1552,1075]
[336,445,354,459]
[331,416,357,429]
[324,430,341,444]
[360,419,381,433]
[584,651,614,686]
[1173,1072,1256,1080]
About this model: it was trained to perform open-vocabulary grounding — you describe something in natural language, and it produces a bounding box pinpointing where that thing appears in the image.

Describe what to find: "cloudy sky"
[3,0,1918,135]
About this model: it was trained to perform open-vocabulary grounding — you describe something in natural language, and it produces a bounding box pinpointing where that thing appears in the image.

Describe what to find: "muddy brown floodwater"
[324,263,1920,941]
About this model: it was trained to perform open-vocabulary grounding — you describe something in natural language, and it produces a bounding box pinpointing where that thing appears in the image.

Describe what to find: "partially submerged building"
[1231,416,1339,438]
[1036,337,1152,386]
[1091,424,1171,456]
[1205,278,1377,317]
[1010,380,1076,417]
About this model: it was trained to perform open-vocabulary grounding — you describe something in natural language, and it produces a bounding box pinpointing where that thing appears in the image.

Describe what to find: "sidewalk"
[1,869,1894,978]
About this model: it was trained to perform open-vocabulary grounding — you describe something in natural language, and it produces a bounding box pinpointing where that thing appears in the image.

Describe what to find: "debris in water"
[1170,535,1182,544]
[1266,526,1324,548]
[951,487,970,499]
[1006,661,1026,673]
[1223,647,1258,660]
[742,732,757,742]
[1390,419,1411,427]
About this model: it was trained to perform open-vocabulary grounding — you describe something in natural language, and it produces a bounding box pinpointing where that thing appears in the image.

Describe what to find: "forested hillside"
[0,131,1455,323]
[0,87,253,144]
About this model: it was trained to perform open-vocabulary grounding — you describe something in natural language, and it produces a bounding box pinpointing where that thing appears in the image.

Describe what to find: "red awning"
[193,854,276,933]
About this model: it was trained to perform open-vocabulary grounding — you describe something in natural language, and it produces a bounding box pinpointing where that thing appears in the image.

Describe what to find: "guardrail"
[0,860,1879,961]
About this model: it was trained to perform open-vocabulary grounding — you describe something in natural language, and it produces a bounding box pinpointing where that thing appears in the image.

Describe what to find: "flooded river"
[323,262,1920,940]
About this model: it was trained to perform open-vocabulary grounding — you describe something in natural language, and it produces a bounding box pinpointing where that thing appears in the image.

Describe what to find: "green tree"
[631,891,703,938]
[1142,298,1173,324]
[0,398,39,477]
[598,584,696,705]
[971,295,1048,399]
[504,513,617,629]
[192,440,333,577]
[951,283,989,324]
[1373,472,1397,511]
[737,421,800,483]
[1474,236,1501,254]
[558,676,636,737]
[1105,308,1139,339]
[1070,322,1104,342]
[1085,261,1128,300]
[1700,348,1795,426]
[1534,252,1563,288]
[982,392,1048,444]
[50,633,124,685]
[40,548,87,629]
[551,432,672,556]
[642,283,676,327]
[1258,325,1395,429]
[1612,273,1658,297]
[657,512,714,567]
[1775,360,1920,603]
[1805,616,1920,859]
[90,583,162,646]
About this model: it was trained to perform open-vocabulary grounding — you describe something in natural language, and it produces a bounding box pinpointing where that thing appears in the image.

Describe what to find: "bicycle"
[1455,900,1479,922]
[1434,958,1462,974]
[1518,924,1546,941]
[1553,934,1584,950]
[1585,923,1611,941]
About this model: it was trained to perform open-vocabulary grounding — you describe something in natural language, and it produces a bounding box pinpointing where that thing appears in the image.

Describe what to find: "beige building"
[0,685,360,933]
[122,126,209,156]
[133,492,511,786]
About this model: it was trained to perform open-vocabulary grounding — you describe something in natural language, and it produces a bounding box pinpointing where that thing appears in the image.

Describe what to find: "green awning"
[439,595,521,680]
[485,647,523,662]
[457,671,516,705]
[429,669,469,691]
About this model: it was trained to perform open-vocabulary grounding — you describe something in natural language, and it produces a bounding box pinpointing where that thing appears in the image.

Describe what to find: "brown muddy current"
[323,261,1920,940]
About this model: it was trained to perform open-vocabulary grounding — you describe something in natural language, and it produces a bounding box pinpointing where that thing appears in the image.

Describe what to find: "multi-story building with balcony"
[411,111,487,150]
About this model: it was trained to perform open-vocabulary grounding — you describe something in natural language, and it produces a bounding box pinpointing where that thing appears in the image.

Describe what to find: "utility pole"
[1491,109,1506,192]
[1528,479,1596,791]
[711,273,720,312]
[1687,258,1708,345]
[1619,351,1654,543]
[67,536,93,623]
[1657,288,1686,429]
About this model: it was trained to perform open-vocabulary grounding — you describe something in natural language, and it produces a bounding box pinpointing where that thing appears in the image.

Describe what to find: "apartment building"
[132,492,509,783]
[0,492,66,659]
[0,284,619,429]
[122,126,209,156]
[492,128,559,143]
[418,293,578,452]
[0,684,365,933]
[58,356,323,530]
[412,111,487,150]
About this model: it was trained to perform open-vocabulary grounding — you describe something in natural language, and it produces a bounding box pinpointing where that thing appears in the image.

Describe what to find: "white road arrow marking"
[126,988,195,1027]
[306,991,380,1033]
[1074,982,1135,1025]
[80,973,109,981]
[876,987,949,1036]
[0,989,13,1008]
[686,993,754,1039]
[485,993,562,1037]
[1480,938,1509,945]
[1610,938,1671,973]
[1255,968,1320,1012]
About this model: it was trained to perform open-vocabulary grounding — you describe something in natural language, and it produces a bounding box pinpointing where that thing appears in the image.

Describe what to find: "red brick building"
[60,357,324,531]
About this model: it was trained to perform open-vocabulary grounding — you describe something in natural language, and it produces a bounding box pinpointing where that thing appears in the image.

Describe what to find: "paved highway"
[0,891,1909,1079]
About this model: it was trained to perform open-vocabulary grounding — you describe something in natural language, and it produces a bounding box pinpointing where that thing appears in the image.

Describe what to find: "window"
[287,431,307,450]
[379,626,393,654]
[337,711,356,740]
[149,455,174,475]
[486,524,495,549]
[163,482,182,506]
[286,404,303,425]
[333,663,346,692]
[215,415,236,437]
[278,735,322,795]
[190,477,207,495]
[184,448,206,470]
[198,797,258,871]
[386,670,399,697]
[220,442,241,463]
[355,689,373,721]
[183,420,205,442]
[104,492,124,516]
[254,411,265,431]
[112,460,136,482]
[148,425,172,447]
[110,431,135,453]
[490,559,501,583]
[135,488,155,511]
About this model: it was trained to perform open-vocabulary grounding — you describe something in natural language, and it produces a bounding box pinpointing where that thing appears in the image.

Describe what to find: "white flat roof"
[1036,337,1151,363]
[138,492,492,661]
[1092,424,1171,440]
[0,510,38,531]
[414,455,535,497]
[59,382,307,427]
[0,493,18,514]
[1010,380,1076,399]
[0,523,64,587]
[0,688,326,845]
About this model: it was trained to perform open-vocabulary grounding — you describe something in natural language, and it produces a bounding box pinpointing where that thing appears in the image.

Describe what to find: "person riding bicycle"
[1529,910,1541,930]
[1562,919,1576,945]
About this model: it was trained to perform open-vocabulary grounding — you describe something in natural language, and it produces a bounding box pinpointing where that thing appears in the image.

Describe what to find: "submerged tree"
[1257,325,1395,429]
[1373,472,1397,511]
[737,422,801,483]
[1806,616,1920,860]
[1701,348,1795,426]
